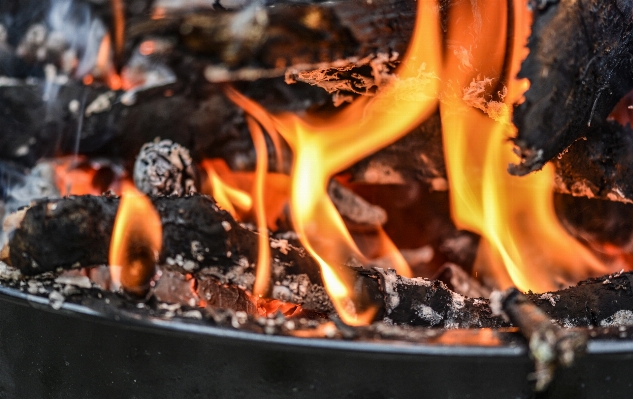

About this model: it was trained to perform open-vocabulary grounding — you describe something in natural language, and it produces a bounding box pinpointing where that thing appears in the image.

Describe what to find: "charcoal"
[510,0,633,176]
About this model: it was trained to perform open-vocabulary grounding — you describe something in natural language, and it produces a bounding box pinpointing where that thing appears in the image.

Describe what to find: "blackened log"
[553,122,633,203]
[526,270,633,328]
[510,0,633,176]
[2,194,319,278]
[0,78,326,169]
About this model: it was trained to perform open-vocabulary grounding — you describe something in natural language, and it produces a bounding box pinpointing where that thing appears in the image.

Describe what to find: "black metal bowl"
[0,286,632,399]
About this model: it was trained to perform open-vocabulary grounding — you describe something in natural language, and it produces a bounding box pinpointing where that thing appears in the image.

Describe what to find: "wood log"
[510,0,633,177]
[1,194,333,311]
[4,194,633,328]
[0,78,326,169]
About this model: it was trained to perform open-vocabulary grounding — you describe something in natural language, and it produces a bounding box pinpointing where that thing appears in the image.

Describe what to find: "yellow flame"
[109,182,162,294]
[247,116,272,297]
[440,0,607,292]
[225,0,441,325]
[202,159,253,219]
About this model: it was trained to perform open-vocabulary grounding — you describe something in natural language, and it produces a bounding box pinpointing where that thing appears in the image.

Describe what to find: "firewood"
[0,78,325,169]
[510,0,633,177]
[495,288,587,391]
[5,195,633,329]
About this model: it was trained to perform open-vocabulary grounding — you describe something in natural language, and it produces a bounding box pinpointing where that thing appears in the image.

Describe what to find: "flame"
[111,0,125,60]
[109,182,162,295]
[225,0,440,325]
[246,116,272,297]
[202,159,253,219]
[440,0,606,292]
[201,159,291,229]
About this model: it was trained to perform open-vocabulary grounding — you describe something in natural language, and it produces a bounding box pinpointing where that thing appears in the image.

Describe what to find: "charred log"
[0,78,326,169]
[5,195,633,328]
[510,0,633,176]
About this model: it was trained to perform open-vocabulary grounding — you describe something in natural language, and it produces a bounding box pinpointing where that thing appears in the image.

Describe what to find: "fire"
[440,0,606,292]
[225,0,441,325]
[109,182,162,296]
[202,159,253,219]
[246,116,272,297]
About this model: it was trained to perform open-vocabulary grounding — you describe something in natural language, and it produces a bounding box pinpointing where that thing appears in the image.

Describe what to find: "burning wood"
[4,0,633,394]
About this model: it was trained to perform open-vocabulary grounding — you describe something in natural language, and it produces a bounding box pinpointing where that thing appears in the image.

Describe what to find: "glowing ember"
[109,182,162,296]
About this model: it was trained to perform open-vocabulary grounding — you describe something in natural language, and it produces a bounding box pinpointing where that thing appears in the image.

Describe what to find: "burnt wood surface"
[0,79,325,170]
[0,0,416,80]
[4,195,633,328]
[511,0,633,177]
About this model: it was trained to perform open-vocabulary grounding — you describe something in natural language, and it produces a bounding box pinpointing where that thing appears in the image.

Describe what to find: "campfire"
[2,0,633,396]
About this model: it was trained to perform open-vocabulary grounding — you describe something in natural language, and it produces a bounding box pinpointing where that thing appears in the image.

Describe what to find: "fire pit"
[2,285,633,399]
[2,0,633,397]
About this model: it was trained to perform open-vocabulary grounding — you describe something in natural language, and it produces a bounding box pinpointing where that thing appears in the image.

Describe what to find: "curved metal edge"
[2,284,631,357]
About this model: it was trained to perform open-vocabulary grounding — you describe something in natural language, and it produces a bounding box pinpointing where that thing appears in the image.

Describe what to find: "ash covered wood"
[510,0,633,177]
[133,139,198,196]
[1,194,333,312]
[5,195,633,329]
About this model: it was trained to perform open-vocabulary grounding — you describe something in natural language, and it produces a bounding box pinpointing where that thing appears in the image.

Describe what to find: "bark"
[510,0,633,176]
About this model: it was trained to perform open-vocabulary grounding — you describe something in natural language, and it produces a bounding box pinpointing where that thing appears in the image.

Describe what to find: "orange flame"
[109,182,162,295]
[440,0,607,292]
[225,0,441,325]
[201,159,291,229]
[247,116,272,297]
[202,159,252,219]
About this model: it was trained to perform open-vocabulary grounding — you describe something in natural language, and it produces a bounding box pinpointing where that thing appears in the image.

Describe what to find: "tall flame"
[247,116,272,297]
[225,0,441,325]
[440,0,606,292]
[109,182,162,296]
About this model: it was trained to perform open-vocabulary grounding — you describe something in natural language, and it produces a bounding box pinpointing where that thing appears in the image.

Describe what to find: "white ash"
[375,268,431,315]
[85,91,116,117]
[539,293,560,307]
[48,290,65,310]
[134,139,198,196]
[190,241,207,263]
[271,273,311,303]
[27,280,48,295]
[181,310,203,320]
[154,269,199,306]
[488,290,509,322]
[600,310,633,327]
[54,274,92,289]
[413,303,443,326]
[221,221,232,231]
[270,238,290,255]
[0,262,21,281]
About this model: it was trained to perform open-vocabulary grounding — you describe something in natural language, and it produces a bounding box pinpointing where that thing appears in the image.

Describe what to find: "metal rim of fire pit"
[3,283,633,399]
[3,284,633,356]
